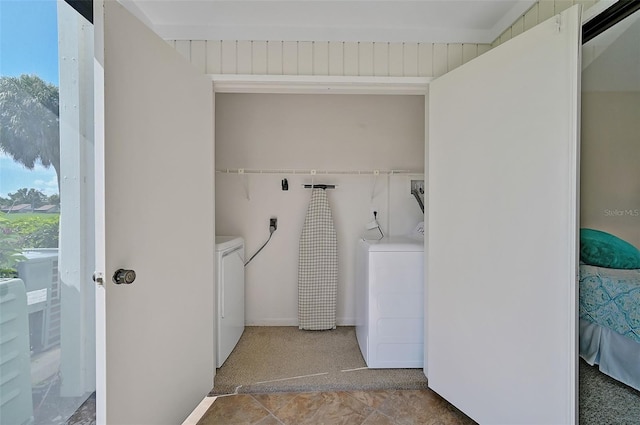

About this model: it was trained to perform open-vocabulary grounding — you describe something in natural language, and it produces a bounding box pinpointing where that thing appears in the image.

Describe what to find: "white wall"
[215,93,424,325]
[581,91,640,248]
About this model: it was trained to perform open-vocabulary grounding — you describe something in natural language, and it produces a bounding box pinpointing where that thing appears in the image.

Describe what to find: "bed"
[578,229,640,391]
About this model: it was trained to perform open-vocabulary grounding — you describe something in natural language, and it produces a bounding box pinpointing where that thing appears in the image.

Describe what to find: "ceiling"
[120,0,537,44]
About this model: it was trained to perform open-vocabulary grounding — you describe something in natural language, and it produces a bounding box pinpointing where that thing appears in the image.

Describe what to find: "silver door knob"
[113,269,136,285]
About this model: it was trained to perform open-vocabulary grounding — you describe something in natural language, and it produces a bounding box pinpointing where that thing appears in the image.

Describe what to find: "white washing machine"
[356,236,424,368]
[215,236,245,367]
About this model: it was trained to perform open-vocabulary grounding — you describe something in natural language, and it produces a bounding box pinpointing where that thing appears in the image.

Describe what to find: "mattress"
[579,264,640,344]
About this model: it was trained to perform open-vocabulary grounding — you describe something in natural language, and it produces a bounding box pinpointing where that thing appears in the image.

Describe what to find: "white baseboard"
[245,317,356,326]
[245,318,297,326]
[337,317,356,326]
[181,396,217,425]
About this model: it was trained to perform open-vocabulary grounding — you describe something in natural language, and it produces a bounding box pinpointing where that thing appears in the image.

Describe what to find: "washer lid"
[215,236,244,252]
[363,236,424,252]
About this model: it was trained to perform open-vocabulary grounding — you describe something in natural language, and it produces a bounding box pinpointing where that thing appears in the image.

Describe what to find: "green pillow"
[580,228,640,269]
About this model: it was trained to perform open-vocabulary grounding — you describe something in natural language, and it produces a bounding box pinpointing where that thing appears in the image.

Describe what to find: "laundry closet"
[214,93,425,326]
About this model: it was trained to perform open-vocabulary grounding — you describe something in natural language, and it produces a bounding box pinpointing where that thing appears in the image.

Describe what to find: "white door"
[427,5,581,425]
[94,2,215,424]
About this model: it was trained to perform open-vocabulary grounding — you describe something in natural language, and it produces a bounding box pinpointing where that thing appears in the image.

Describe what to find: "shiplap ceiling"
[120,0,537,43]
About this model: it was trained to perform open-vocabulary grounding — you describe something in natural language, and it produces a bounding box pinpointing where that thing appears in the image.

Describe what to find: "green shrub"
[3,215,59,248]
[0,268,19,278]
[0,232,25,271]
[21,219,59,248]
[0,214,59,273]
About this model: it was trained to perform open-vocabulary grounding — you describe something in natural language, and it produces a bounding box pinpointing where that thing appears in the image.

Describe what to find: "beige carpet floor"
[211,326,428,395]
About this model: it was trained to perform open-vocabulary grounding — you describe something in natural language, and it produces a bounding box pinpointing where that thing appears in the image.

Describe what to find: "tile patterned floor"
[66,392,96,425]
[196,389,476,425]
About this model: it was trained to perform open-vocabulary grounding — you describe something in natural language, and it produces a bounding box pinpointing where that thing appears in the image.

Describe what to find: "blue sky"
[0,0,59,198]
[1,0,59,85]
[0,156,59,197]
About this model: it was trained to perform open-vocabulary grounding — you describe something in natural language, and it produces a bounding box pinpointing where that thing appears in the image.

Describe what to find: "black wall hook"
[281,178,289,191]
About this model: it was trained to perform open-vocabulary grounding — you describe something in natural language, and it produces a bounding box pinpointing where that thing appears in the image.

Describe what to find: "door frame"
[209,73,431,367]
[211,74,430,95]
[181,75,432,425]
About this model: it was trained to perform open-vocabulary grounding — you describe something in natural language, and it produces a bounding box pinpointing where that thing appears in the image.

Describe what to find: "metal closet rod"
[215,168,420,175]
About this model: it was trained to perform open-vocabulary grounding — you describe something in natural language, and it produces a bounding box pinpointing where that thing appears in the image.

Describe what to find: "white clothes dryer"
[215,236,245,367]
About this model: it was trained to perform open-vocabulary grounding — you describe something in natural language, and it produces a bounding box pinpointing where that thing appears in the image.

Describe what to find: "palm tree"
[0,74,60,189]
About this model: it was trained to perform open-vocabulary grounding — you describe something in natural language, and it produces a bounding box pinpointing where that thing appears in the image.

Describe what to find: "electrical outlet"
[411,180,424,195]
[270,217,278,231]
